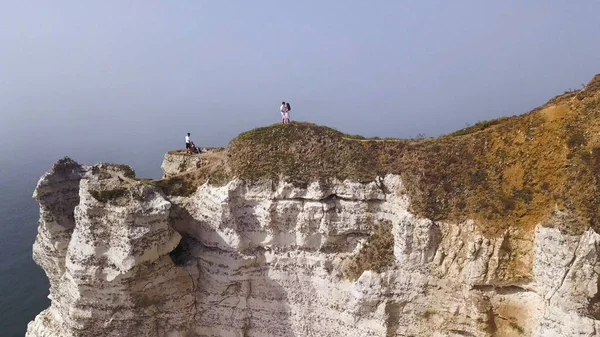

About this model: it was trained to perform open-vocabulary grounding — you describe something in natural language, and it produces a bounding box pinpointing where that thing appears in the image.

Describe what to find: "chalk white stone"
[27,160,600,337]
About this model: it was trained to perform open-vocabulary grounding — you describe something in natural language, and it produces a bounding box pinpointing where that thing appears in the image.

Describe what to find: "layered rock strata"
[28,161,193,337]
[27,158,600,337]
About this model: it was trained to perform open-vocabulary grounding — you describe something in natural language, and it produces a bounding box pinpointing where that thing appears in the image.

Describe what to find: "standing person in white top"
[280,101,290,124]
[285,102,291,123]
[280,101,287,124]
[185,133,191,153]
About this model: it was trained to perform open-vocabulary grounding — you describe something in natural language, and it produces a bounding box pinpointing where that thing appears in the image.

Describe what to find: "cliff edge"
[27,75,600,337]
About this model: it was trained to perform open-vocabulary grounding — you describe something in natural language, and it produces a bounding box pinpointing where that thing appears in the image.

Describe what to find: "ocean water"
[0,150,167,337]
[0,161,50,337]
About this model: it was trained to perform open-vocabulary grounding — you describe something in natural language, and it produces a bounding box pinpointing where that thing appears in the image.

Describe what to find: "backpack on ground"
[286,102,291,111]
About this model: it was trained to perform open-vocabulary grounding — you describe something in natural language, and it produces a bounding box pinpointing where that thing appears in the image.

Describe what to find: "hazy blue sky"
[1,1,599,175]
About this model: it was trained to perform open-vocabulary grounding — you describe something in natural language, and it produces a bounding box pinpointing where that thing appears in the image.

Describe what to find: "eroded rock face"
[161,151,209,178]
[27,159,600,337]
[27,161,193,337]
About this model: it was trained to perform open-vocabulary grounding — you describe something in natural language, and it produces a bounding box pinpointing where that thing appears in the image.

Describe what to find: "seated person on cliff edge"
[189,141,201,154]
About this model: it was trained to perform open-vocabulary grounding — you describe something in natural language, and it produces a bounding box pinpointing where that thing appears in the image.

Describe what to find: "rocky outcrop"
[27,161,194,337]
[27,159,600,337]
[161,149,223,178]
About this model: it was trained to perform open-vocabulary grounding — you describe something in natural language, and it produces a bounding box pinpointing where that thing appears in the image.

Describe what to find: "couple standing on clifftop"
[280,101,291,124]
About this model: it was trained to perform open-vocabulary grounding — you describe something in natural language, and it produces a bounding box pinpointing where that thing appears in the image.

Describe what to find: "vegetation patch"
[588,290,600,320]
[147,176,197,197]
[577,74,600,100]
[167,147,225,157]
[342,221,394,280]
[566,128,587,148]
[133,148,231,196]
[421,309,437,320]
[447,117,511,137]
[509,322,525,335]
[53,157,82,174]
[89,187,129,204]
[100,163,136,178]
[228,122,379,186]
[584,96,600,113]
[226,77,600,236]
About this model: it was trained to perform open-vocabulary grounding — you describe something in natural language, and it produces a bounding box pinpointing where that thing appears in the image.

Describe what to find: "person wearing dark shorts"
[185,133,191,152]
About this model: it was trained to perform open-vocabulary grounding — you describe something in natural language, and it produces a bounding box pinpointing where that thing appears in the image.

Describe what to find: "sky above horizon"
[1,1,599,174]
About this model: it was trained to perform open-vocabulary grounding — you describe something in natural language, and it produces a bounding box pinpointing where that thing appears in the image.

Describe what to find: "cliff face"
[27,76,600,337]
[28,161,193,337]
[161,148,225,178]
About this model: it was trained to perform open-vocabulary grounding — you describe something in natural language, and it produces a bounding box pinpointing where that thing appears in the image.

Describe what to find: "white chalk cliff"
[25,156,600,337]
[25,75,600,337]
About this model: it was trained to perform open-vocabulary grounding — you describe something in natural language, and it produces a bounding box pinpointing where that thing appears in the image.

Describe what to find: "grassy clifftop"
[224,74,600,235]
[227,122,387,185]
[120,74,600,236]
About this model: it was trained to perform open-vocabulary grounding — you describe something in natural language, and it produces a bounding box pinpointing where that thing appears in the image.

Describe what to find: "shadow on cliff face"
[167,202,295,337]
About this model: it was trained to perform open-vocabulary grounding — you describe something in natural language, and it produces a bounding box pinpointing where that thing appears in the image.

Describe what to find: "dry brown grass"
[223,74,600,236]
[89,187,129,203]
[167,147,225,156]
[145,149,230,196]
[341,221,394,280]
[227,122,380,187]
